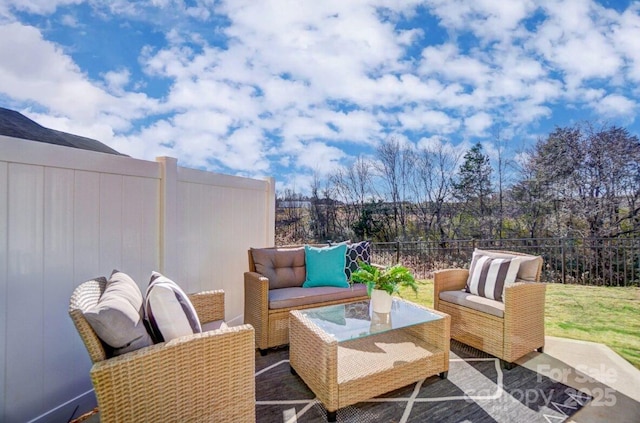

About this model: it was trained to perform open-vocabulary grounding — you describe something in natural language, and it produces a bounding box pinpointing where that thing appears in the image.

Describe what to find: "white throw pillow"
[466,252,521,302]
[473,248,542,282]
[144,271,202,342]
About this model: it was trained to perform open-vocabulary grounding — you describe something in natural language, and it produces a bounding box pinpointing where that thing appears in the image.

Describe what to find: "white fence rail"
[0,135,275,423]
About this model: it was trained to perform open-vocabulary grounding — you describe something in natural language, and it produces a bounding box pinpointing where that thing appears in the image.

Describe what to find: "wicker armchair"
[434,250,545,367]
[69,279,256,423]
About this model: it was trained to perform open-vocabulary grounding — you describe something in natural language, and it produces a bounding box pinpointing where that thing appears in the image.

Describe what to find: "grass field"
[397,281,640,370]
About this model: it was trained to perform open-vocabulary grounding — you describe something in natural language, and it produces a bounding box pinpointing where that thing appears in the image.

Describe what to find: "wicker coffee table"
[289,298,450,422]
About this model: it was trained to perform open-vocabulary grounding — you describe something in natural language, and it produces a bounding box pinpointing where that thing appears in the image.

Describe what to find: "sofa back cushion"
[473,248,543,282]
[251,247,306,289]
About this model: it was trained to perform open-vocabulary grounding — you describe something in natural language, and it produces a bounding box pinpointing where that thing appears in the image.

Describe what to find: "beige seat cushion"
[251,247,306,289]
[439,289,505,318]
[269,283,368,309]
[474,249,542,282]
[201,320,228,331]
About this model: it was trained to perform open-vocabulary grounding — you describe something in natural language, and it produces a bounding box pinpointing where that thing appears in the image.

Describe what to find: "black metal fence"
[371,238,640,286]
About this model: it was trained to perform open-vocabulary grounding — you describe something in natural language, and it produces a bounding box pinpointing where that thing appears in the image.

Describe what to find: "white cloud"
[420,43,491,87]
[593,93,637,118]
[60,14,81,27]
[612,4,640,82]
[424,0,537,41]
[103,69,131,94]
[0,22,158,130]
[465,112,492,136]
[532,0,622,88]
[1,0,84,15]
[1,0,640,192]
[0,23,108,118]
[25,111,116,143]
[398,107,459,134]
[292,141,346,175]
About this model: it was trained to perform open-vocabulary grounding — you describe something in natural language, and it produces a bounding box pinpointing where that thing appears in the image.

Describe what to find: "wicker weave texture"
[244,270,369,350]
[69,280,256,422]
[289,301,450,414]
[189,290,225,323]
[69,278,109,363]
[92,325,256,423]
[433,250,545,364]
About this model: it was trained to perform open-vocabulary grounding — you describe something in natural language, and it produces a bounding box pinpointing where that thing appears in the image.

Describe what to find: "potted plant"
[350,262,418,313]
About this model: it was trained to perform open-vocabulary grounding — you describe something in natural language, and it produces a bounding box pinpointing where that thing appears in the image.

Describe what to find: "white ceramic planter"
[370,289,393,314]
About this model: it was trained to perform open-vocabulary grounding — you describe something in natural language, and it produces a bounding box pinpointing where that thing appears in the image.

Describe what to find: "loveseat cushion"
[439,290,505,318]
[269,283,368,309]
[251,247,306,289]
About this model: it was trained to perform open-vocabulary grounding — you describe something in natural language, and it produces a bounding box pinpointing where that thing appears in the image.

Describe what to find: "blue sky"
[1,0,639,193]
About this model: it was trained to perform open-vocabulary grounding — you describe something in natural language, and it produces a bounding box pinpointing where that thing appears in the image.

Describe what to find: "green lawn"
[397,281,640,370]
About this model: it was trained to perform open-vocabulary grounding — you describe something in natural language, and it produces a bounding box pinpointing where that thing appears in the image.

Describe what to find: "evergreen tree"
[453,143,493,238]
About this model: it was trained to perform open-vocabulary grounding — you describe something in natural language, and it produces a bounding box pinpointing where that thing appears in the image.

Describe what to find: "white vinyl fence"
[0,135,275,423]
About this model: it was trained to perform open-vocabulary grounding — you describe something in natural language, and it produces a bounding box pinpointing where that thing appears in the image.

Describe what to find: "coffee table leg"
[327,410,337,422]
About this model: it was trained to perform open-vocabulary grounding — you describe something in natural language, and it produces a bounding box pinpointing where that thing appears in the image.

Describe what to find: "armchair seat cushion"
[439,290,505,318]
[269,284,368,310]
[201,320,228,332]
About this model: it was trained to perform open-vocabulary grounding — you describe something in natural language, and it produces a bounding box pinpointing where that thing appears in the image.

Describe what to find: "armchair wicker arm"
[503,282,546,362]
[433,269,469,310]
[244,271,270,350]
[91,324,255,423]
[189,290,225,323]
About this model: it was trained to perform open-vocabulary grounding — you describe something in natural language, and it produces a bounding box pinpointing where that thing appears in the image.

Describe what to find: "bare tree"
[410,144,459,242]
[493,131,517,239]
[331,156,373,239]
[376,137,414,240]
[275,188,308,244]
[524,123,640,238]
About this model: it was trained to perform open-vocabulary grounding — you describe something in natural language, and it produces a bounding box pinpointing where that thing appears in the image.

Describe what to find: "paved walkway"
[518,336,640,422]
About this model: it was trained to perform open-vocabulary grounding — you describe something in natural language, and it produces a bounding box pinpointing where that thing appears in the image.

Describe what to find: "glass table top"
[298,298,442,342]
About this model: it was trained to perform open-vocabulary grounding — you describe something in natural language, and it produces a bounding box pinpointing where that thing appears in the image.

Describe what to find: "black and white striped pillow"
[466,255,521,302]
[144,272,202,343]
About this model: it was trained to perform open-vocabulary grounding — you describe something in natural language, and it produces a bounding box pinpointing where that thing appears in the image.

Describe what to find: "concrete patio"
[519,336,640,422]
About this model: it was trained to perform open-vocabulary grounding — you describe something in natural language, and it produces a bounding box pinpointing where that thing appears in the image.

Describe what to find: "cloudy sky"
[1,0,638,192]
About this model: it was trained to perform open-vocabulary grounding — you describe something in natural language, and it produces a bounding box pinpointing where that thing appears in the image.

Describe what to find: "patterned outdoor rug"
[255,341,591,423]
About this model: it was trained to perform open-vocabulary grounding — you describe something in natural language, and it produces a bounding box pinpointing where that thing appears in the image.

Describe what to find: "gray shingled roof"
[0,107,125,156]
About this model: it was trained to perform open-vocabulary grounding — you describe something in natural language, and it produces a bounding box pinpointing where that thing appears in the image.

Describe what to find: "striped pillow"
[466,255,521,302]
[144,272,202,343]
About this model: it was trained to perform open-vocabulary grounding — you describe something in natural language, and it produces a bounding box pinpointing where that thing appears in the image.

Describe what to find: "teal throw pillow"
[303,244,349,288]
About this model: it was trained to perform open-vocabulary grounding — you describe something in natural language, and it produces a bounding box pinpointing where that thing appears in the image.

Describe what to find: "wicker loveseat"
[69,278,256,422]
[434,249,545,368]
[244,245,370,354]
